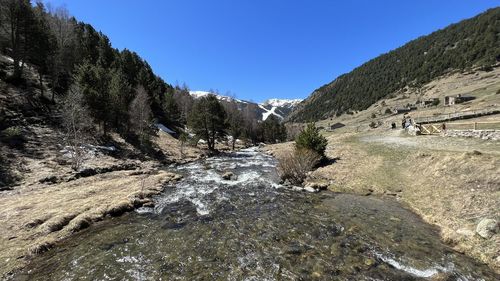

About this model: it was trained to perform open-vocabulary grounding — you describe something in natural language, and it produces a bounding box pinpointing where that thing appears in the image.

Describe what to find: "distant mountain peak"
[189,91,302,121]
[261,98,302,108]
[189,91,247,104]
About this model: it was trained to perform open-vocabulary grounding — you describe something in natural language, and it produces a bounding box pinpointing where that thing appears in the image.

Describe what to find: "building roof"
[155,123,176,134]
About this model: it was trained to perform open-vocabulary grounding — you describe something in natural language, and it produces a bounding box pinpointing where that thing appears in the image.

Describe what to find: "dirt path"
[359,129,500,155]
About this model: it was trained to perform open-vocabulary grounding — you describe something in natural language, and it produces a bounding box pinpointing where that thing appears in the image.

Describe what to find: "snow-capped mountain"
[258,99,302,120]
[189,91,302,121]
[261,99,302,108]
[189,91,248,104]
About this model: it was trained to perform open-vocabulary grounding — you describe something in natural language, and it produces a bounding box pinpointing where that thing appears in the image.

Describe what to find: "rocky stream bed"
[10,148,499,280]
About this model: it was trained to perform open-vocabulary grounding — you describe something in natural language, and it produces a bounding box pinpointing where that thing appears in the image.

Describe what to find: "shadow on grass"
[120,132,169,163]
[317,156,340,168]
[0,153,18,190]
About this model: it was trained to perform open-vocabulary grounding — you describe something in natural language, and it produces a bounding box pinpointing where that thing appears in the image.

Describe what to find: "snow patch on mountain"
[261,98,302,108]
[189,91,302,121]
[189,91,211,98]
[189,91,247,104]
[258,99,302,121]
[258,104,283,121]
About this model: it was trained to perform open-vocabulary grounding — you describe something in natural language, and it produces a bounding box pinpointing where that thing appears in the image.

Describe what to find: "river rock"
[222,172,236,180]
[305,182,328,191]
[456,228,475,237]
[430,272,454,281]
[286,242,309,255]
[363,258,377,268]
[311,271,322,278]
[475,218,498,239]
[143,201,155,208]
[39,175,59,184]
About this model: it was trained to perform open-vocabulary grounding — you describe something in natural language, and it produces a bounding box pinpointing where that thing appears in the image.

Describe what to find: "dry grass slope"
[0,169,182,277]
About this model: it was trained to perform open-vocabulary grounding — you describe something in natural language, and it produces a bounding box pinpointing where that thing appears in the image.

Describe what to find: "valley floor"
[264,130,500,273]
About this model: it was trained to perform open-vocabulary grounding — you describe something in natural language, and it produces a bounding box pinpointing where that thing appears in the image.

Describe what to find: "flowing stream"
[13,148,498,280]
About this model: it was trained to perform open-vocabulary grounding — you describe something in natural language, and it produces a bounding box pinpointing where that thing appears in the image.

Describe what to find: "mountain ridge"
[286,7,500,122]
[189,91,302,121]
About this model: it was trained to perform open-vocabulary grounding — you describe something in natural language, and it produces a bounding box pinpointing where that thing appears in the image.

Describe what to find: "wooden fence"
[419,124,442,135]
[418,121,500,135]
[445,121,500,131]
[414,108,500,124]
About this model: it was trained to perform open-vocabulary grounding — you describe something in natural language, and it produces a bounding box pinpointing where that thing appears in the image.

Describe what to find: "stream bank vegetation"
[277,123,328,186]
[266,128,500,272]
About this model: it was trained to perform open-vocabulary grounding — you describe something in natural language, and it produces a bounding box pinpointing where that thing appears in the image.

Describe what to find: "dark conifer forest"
[0,0,287,148]
[287,7,500,122]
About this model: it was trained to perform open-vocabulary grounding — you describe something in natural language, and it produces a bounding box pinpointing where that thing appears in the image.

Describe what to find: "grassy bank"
[264,131,500,272]
[0,167,182,278]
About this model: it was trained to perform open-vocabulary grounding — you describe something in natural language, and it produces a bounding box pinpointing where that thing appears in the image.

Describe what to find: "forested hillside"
[287,7,500,122]
[0,0,185,131]
[0,0,287,159]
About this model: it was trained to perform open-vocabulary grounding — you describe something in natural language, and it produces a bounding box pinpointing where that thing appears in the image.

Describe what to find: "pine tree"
[108,68,132,132]
[226,102,243,150]
[163,90,181,129]
[74,61,111,134]
[188,94,227,151]
[2,0,34,80]
[261,115,287,143]
[29,2,57,97]
[295,123,328,157]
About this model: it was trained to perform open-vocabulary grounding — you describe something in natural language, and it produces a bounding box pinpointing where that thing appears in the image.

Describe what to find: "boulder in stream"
[222,172,236,180]
[304,181,329,191]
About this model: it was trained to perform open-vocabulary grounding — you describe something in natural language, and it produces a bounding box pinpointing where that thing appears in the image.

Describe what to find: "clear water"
[11,148,498,280]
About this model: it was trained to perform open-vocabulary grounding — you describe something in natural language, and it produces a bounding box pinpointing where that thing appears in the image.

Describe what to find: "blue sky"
[46,0,498,102]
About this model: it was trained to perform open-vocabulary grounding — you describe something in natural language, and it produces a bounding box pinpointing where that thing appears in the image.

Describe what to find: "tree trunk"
[180,141,185,159]
[38,71,44,97]
[103,121,108,136]
[207,138,213,151]
[10,13,22,79]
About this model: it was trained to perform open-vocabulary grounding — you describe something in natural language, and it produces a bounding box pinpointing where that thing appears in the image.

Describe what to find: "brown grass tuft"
[277,148,321,185]
[27,240,54,256]
[107,201,134,217]
[42,214,77,233]
[24,216,51,229]
[66,215,91,233]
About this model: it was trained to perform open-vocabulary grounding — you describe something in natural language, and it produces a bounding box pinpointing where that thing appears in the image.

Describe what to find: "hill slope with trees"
[287,7,500,122]
[0,1,288,153]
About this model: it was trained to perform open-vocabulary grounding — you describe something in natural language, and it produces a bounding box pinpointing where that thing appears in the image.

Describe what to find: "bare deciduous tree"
[178,131,188,159]
[61,84,92,170]
[46,4,74,49]
[129,86,152,145]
